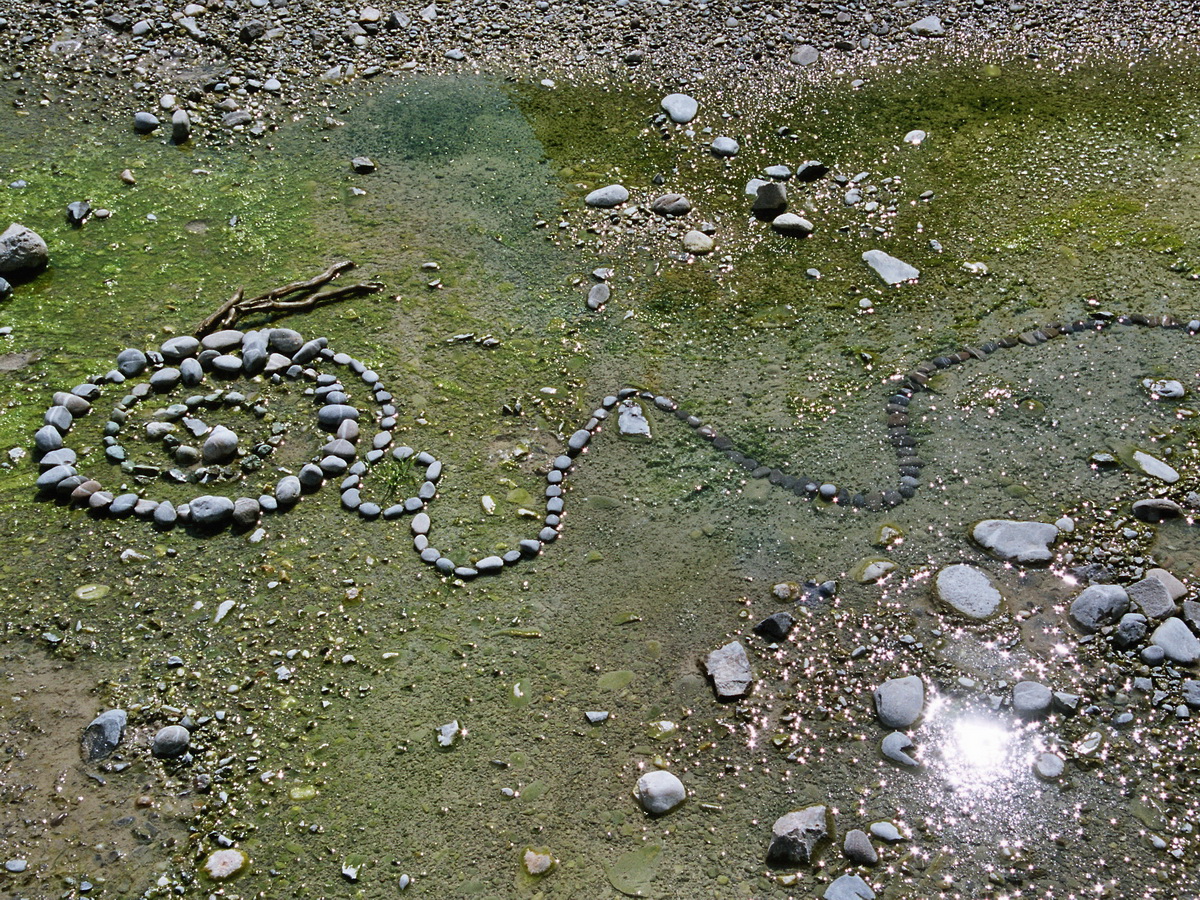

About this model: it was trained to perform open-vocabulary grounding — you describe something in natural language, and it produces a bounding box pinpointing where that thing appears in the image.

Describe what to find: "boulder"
[0,223,49,274]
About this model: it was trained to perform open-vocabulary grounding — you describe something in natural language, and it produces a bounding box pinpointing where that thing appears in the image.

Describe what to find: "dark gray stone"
[190,495,235,529]
[0,223,49,274]
[82,709,127,761]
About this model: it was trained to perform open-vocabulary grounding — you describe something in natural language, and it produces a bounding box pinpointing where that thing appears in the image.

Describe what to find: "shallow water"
[1,51,1199,899]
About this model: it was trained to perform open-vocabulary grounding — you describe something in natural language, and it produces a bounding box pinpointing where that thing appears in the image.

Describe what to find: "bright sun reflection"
[943,716,1016,787]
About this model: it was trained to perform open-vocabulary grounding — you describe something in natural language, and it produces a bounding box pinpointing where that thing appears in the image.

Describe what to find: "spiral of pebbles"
[31,311,1200,578]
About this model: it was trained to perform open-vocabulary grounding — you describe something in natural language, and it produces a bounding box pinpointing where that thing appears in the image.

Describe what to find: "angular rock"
[704,640,753,700]
[1070,584,1130,632]
[874,675,924,728]
[82,709,127,761]
[908,15,945,35]
[753,611,795,641]
[767,805,828,867]
[752,182,788,218]
[1146,567,1188,600]
[1128,576,1176,619]
[934,564,1002,619]
[1114,613,1148,649]
[881,731,918,768]
[1150,617,1200,664]
[862,249,920,285]
[970,519,1057,563]
[618,402,651,438]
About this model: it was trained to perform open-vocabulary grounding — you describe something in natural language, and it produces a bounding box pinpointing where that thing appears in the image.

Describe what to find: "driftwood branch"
[194,262,383,337]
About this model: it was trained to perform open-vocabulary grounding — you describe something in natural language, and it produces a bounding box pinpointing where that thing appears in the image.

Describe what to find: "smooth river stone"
[874,675,924,728]
[971,519,1058,563]
[634,770,685,815]
[584,184,629,208]
[1150,616,1200,664]
[934,564,1002,619]
[660,92,698,123]
[1131,449,1179,483]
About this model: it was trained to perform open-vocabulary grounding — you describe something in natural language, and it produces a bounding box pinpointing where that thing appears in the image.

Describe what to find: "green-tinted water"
[1,52,1199,899]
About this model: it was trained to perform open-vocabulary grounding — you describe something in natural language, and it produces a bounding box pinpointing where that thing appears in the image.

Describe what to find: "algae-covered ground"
[2,48,1200,899]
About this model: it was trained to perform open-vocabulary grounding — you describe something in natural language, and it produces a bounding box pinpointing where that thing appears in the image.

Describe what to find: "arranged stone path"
[31,310,1200,578]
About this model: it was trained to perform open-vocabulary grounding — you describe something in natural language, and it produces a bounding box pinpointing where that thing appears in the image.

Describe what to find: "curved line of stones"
[31,311,1198,578]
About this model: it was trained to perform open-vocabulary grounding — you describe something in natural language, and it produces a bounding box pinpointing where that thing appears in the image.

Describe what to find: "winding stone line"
[30,311,1196,577]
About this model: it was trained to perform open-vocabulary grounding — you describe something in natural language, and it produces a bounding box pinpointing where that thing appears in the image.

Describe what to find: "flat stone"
[1132,497,1184,522]
[1070,584,1130,632]
[710,136,739,157]
[908,14,945,35]
[1150,617,1200,664]
[934,564,1002,619]
[824,874,876,900]
[1146,567,1188,600]
[862,249,920,285]
[874,675,924,728]
[634,769,685,815]
[970,519,1057,563]
[1012,681,1053,717]
[660,93,698,124]
[752,611,795,641]
[704,640,752,700]
[790,44,820,65]
[767,806,828,867]
[1034,752,1065,781]
[1128,576,1177,619]
[1131,450,1179,483]
[618,402,651,438]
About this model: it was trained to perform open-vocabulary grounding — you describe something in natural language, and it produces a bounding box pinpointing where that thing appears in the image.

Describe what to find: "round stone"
[634,770,685,815]
[934,564,1002,619]
[151,724,190,758]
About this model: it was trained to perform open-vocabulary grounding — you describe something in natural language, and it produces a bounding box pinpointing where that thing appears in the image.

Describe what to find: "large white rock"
[934,564,1002,619]
[970,519,1057,563]
[705,641,753,699]
[1131,450,1179,483]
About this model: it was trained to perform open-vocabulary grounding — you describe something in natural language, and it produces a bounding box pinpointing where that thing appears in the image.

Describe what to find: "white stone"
[1131,450,1179,483]
[660,93,698,124]
[1150,617,1200,664]
[682,230,714,253]
[971,519,1057,563]
[635,770,685,815]
[1034,752,1065,781]
[934,564,1002,619]
[862,249,920,285]
[874,675,924,728]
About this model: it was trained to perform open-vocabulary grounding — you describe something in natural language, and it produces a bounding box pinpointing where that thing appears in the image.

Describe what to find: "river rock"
[586,283,609,309]
[843,830,878,866]
[1070,584,1129,632]
[232,497,260,528]
[710,136,739,157]
[650,193,691,216]
[881,731,918,768]
[202,425,238,464]
[190,495,235,529]
[752,182,787,218]
[704,640,752,699]
[634,770,685,815]
[151,724,190,758]
[0,223,49,274]
[1012,681,1053,717]
[171,109,191,143]
[82,709,127,761]
[1034,752,1065,781]
[661,93,698,124]
[790,44,820,65]
[1146,567,1187,600]
[874,675,924,728]
[584,184,629,208]
[1128,576,1176,619]
[682,230,714,253]
[116,347,148,377]
[767,805,828,866]
[1150,617,1200,664]
[133,111,160,133]
[862,250,920,284]
[771,213,814,237]
[753,611,795,641]
[934,564,1002,619]
[1182,680,1200,708]
[1131,450,1179,483]
[909,15,945,35]
[970,519,1057,563]
[1132,497,1184,522]
[824,874,876,900]
[1114,613,1148,648]
[618,401,651,438]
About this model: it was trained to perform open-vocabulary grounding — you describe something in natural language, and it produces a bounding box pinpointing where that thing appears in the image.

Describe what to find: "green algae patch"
[607,843,662,897]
